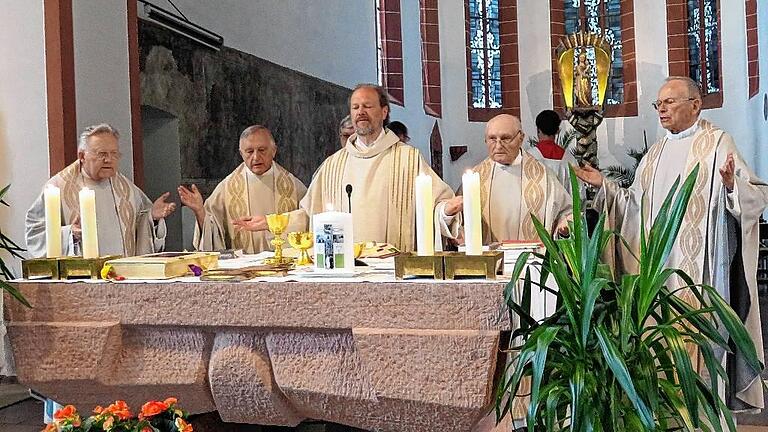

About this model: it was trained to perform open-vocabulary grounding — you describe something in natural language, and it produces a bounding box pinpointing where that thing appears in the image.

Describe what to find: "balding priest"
[25,123,176,257]
[575,76,767,412]
[300,84,461,252]
[179,125,307,254]
[469,114,572,242]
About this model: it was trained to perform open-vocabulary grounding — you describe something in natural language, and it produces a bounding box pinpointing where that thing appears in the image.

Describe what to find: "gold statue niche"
[555,31,613,169]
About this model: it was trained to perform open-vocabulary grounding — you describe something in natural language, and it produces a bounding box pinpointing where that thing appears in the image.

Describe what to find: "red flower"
[53,405,77,420]
[163,397,178,407]
[139,400,168,419]
[41,424,57,432]
[104,400,132,420]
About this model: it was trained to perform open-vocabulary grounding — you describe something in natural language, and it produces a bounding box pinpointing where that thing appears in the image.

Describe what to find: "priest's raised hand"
[151,192,177,220]
[572,163,603,187]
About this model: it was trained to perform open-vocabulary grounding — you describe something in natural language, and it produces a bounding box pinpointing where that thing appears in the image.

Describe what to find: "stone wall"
[138,20,351,192]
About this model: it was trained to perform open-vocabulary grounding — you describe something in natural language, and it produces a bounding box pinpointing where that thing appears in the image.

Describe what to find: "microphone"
[345,184,353,214]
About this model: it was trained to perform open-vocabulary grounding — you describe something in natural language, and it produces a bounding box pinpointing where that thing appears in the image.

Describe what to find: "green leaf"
[660,326,699,426]
[527,327,559,430]
[596,325,655,429]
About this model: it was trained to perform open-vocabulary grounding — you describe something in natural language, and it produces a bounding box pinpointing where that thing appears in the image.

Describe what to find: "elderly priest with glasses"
[25,123,176,257]
[466,114,572,243]
[574,76,768,412]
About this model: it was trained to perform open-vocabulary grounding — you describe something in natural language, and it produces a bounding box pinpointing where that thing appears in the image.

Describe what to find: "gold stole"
[475,152,548,242]
[224,162,298,252]
[320,143,420,251]
[58,161,137,256]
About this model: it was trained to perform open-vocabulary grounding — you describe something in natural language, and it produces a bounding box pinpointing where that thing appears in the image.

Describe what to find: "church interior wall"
[0,0,50,275]
[72,0,135,179]
[163,0,442,179]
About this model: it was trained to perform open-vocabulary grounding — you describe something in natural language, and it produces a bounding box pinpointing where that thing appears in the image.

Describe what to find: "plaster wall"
[73,0,135,178]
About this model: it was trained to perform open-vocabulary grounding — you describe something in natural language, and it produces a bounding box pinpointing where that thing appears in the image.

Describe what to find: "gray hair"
[339,115,352,131]
[239,125,275,146]
[664,76,703,99]
[78,123,120,151]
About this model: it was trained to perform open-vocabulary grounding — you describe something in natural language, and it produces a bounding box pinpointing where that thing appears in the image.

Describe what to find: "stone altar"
[4,280,512,432]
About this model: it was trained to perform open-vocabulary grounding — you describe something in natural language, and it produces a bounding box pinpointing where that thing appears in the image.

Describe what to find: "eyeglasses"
[651,97,696,111]
[485,130,522,145]
[88,150,122,160]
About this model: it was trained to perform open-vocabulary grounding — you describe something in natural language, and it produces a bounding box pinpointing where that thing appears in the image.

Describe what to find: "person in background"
[387,120,410,143]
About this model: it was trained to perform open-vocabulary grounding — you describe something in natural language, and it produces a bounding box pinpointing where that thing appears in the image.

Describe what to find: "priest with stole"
[179,125,307,254]
[301,84,461,252]
[25,123,175,257]
[467,114,572,243]
[575,76,767,412]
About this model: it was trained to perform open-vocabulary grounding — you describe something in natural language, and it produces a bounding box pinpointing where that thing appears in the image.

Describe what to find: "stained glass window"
[468,0,502,109]
[563,0,625,105]
[686,0,720,95]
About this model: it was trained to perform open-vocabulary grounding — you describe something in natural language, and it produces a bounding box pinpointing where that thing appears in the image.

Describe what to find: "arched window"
[464,0,520,121]
[420,0,442,117]
[666,0,723,108]
[746,0,759,98]
[376,0,404,106]
[550,0,638,117]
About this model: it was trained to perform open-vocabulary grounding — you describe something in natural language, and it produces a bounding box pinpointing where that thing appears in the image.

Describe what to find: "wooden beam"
[127,0,144,188]
[44,0,77,175]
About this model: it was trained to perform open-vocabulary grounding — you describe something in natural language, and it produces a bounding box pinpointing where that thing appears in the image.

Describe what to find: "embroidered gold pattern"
[521,153,546,240]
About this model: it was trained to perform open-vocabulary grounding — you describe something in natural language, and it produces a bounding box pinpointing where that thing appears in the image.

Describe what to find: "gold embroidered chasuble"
[473,151,572,243]
[195,162,307,254]
[596,119,768,412]
[25,160,162,258]
[300,130,457,252]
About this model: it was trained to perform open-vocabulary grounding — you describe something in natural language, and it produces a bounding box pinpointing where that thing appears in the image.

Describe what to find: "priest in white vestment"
[468,114,572,243]
[575,76,767,412]
[25,123,175,257]
[179,125,307,254]
[301,84,461,252]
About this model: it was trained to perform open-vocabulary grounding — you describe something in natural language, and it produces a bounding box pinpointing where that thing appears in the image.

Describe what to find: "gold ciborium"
[287,231,314,266]
[264,213,292,266]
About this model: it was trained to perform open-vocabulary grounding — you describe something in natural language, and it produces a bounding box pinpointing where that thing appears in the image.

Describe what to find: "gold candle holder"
[287,231,314,266]
[394,252,445,279]
[443,251,504,280]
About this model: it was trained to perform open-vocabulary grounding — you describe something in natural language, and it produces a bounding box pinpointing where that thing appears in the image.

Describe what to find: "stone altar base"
[4,280,512,432]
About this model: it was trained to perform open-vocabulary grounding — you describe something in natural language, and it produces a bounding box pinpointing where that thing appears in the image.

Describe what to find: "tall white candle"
[462,170,482,255]
[44,185,62,258]
[313,211,354,271]
[415,173,434,256]
[79,187,99,259]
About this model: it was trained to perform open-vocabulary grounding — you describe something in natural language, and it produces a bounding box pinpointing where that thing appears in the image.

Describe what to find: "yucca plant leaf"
[1,280,31,308]
[596,325,655,429]
[580,277,608,347]
[658,379,696,431]
[659,325,699,425]
[527,326,559,429]
[695,379,726,432]
[569,363,585,432]
[699,284,762,373]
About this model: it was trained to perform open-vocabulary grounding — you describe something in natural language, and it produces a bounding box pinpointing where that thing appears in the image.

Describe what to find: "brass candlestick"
[287,231,314,266]
[264,213,292,266]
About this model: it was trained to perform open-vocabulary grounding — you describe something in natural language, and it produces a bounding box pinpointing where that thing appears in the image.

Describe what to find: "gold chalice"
[288,231,314,266]
[264,213,292,266]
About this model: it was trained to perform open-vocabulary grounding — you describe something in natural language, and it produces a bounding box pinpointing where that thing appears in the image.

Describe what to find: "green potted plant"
[0,184,30,307]
[495,167,762,431]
